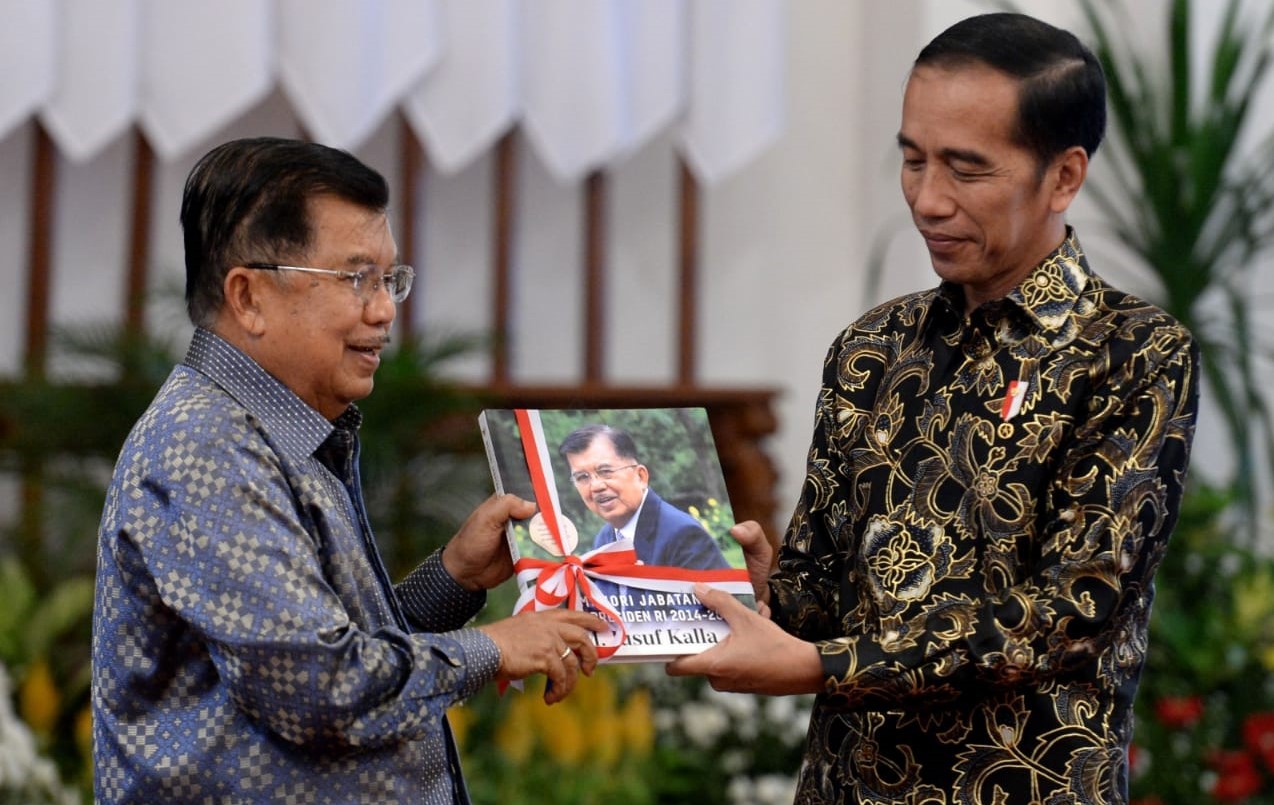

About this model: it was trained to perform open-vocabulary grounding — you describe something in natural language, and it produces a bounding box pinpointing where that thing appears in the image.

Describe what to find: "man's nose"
[364,283,397,326]
[909,168,956,219]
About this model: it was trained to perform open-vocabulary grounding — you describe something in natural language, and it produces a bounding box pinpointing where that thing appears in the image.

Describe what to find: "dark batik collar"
[1004,227,1091,333]
[928,227,1091,334]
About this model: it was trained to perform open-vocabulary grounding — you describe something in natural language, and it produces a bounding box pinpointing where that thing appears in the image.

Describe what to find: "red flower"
[1127,743,1150,779]
[1243,711,1274,772]
[1154,695,1204,729]
[1208,749,1261,802]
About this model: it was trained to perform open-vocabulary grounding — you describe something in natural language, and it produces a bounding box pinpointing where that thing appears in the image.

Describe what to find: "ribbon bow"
[512,539,647,659]
[500,409,749,692]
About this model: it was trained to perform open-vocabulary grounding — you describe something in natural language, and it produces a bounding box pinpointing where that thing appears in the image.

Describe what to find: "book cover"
[478,407,753,662]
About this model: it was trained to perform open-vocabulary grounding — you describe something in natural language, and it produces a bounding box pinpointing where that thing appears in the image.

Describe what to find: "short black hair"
[559,424,640,462]
[180,137,389,326]
[915,12,1106,166]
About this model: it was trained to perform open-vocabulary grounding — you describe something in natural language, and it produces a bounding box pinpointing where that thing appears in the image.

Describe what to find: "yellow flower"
[574,672,616,716]
[1233,566,1274,639]
[539,698,586,766]
[577,674,621,768]
[491,673,655,772]
[1261,643,1274,673]
[495,693,539,765]
[18,658,60,736]
[618,687,655,757]
[447,704,473,750]
[75,704,93,758]
[77,703,94,784]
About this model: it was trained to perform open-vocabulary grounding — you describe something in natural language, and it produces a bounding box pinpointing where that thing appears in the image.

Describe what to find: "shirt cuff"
[440,627,502,701]
[397,549,488,632]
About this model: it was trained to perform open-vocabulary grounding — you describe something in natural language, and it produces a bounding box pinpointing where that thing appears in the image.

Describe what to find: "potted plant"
[1079,0,1274,542]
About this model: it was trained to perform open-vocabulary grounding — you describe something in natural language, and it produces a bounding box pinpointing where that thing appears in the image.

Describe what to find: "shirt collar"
[614,489,649,541]
[1004,227,1091,332]
[929,227,1091,333]
[183,328,361,460]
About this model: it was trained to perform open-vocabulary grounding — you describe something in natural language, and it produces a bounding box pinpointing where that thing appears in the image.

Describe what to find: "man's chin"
[338,379,376,408]
[929,258,975,286]
[595,503,623,521]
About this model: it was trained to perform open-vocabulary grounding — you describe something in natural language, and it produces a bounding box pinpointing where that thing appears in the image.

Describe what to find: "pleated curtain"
[2,0,786,185]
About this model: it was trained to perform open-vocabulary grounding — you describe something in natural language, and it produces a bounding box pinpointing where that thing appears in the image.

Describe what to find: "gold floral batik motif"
[773,229,1199,804]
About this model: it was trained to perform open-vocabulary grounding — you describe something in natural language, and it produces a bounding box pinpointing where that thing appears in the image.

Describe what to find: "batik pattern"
[770,231,1199,804]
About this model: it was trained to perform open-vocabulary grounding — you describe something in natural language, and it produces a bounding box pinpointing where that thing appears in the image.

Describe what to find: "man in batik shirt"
[670,13,1198,805]
[92,137,603,804]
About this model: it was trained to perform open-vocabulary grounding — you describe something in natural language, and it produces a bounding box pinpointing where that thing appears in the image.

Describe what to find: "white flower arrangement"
[625,664,814,803]
[0,662,78,805]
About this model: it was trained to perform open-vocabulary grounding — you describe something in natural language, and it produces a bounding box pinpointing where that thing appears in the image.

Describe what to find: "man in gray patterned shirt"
[92,137,604,804]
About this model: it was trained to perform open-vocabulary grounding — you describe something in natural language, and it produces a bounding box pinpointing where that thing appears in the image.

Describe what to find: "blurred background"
[1,1,1272,803]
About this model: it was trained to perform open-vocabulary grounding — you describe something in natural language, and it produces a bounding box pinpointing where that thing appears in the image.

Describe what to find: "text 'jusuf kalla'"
[619,627,722,647]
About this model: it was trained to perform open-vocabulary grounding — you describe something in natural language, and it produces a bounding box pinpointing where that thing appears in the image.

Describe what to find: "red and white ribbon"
[508,408,749,661]
[1001,379,1029,421]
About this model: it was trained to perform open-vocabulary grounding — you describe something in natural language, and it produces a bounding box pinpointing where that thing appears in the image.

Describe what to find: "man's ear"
[222,266,268,336]
[1048,145,1088,214]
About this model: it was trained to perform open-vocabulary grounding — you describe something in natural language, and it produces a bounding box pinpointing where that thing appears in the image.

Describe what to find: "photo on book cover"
[478,407,753,662]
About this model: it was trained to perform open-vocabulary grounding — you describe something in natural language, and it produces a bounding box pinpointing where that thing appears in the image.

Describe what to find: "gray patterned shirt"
[93,327,500,804]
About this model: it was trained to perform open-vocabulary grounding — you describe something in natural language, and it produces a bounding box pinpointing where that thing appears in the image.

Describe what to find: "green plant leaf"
[22,576,95,662]
[0,557,36,665]
[1081,0,1274,540]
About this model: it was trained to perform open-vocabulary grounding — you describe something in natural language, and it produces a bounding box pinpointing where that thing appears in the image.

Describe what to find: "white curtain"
[141,0,274,159]
[402,0,519,174]
[520,0,686,181]
[0,0,56,142]
[40,0,139,162]
[614,0,686,158]
[277,0,442,149]
[679,0,787,184]
[3,0,787,185]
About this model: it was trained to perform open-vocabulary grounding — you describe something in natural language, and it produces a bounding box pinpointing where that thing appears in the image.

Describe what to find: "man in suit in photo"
[559,424,729,571]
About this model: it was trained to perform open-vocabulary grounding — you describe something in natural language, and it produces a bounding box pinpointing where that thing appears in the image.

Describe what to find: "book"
[477,407,753,662]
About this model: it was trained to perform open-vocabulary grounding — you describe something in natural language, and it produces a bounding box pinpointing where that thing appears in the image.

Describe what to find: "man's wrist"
[440,544,483,592]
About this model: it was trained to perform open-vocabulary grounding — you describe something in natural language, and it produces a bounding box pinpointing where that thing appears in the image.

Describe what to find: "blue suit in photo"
[590,489,729,570]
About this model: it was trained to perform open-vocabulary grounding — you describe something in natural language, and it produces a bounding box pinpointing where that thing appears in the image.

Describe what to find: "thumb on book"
[692,582,745,621]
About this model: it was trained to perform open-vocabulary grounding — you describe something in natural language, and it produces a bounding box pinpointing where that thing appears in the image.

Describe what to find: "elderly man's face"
[251,194,398,420]
[898,62,1071,312]
[566,435,649,529]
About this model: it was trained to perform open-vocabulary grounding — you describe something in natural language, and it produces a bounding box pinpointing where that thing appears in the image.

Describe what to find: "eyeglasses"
[245,262,415,303]
[570,464,639,486]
